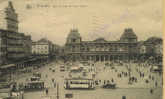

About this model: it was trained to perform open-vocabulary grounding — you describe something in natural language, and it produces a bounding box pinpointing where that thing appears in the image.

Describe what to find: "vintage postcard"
[0,0,163,99]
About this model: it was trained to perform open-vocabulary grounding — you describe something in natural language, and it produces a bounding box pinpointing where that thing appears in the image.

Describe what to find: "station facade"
[65,28,139,62]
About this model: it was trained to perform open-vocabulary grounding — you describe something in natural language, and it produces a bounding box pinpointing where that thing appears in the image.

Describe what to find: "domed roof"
[67,29,81,39]
[145,37,162,44]
[93,37,107,42]
[37,38,52,44]
[120,28,137,39]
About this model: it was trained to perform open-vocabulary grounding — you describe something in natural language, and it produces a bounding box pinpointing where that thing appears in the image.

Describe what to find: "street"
[13,61,162,99]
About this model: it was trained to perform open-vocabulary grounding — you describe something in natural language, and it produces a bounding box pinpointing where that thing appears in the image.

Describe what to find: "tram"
[24,81,45,90]
[23,75,44,91]
[64,78,95,89]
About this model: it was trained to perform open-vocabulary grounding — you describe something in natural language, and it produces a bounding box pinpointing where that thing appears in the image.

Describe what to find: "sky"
[0,0,163,45]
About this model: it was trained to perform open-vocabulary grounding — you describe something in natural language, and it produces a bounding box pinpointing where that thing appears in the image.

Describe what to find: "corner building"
[0,1,32,65]
[32,38,58,59]
[65,28,138,62]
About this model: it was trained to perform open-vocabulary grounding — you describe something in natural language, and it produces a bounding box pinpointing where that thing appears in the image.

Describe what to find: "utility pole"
[57,83,59,99]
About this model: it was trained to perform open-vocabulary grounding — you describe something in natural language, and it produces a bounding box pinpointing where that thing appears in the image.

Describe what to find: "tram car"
[64,78,95,89]
[24,81,45,91]
[23,76,44,91]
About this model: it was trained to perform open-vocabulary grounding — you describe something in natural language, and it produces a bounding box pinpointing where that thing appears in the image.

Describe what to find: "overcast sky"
[0,0,163,45]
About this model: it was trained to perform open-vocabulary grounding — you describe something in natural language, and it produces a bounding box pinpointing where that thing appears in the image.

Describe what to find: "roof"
[81,40,136,44]
[27,81,44,84]
[67,29,81,39]
[38,38,50,43]
[137,41,145,47]
[33,38,52,45]
[120,28,137,39]
[93,37,107,42]
[0,64,15,69]
[65,77,93,80]
[145,37,162,44]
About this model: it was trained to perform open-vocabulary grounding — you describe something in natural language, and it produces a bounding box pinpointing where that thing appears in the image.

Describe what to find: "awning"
[15,58,37,64]
[0,64,15,69]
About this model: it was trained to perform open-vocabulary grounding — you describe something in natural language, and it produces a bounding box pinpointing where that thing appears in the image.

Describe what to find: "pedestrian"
[117,74,119,77]
[155,81,158,87]
[142,73,144,77]
[111,78,114,83]
[46,88,49,95]
[107,80,110,84]
[146,79,149,83]
[52,78,54,82]
[95,81,98,85]
[104,80,106,85]
[125,72,127,76]
[115,69,117,72]
[129,77,131,82]
[99,80,101,83]
[150,89,153,94]
[152,76,154,81]
[122,96,126,99]
[135,78,137,83]
[54,82,56,88]
[20,91,24,99]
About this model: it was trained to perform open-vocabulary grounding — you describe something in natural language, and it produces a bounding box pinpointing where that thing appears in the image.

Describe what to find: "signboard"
[65,93,73,98]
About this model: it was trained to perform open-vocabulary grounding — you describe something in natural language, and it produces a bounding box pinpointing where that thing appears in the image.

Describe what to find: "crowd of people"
[85,61,163,91]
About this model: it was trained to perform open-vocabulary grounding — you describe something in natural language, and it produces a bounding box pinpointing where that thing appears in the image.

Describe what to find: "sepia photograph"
[0,0,163,99]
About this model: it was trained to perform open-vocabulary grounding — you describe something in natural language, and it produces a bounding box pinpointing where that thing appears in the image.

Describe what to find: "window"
[72,46,75,52]
[45,51,48,54]
[72,39,76,42]
[87,47,90,51]
[81,46,85,51]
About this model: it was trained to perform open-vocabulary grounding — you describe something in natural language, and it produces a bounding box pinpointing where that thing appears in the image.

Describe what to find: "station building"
[65,28,139,62]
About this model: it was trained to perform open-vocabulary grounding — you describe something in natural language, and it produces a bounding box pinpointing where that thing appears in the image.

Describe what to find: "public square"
[12,60,162,99]
[0,1,163,99]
